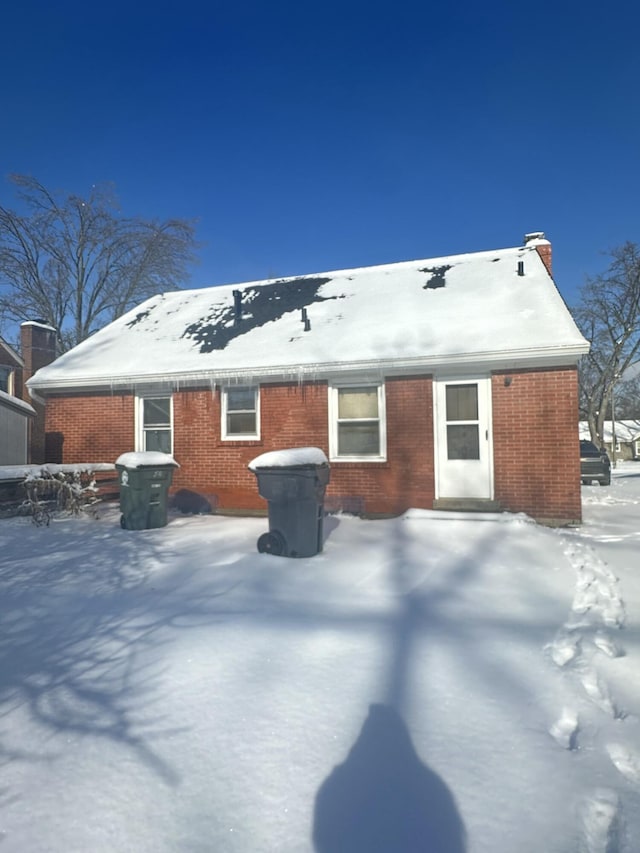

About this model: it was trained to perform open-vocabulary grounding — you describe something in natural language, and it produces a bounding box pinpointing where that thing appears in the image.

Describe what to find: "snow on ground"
[1,466,639,852]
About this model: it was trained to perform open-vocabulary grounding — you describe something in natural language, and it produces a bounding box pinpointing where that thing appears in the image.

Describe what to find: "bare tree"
[0,174,199,351]
[574,242,640,445]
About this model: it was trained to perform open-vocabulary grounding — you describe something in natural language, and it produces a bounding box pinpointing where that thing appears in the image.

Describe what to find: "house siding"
[43,368,580,523]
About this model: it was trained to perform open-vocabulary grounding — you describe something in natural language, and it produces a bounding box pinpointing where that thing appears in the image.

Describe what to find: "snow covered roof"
[579,420,640,442]
[27,243,589,394]
[0,389,35,416]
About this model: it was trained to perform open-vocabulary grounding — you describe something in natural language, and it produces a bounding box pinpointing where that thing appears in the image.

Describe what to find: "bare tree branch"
[0,174,200,351]
[574,242,640,444]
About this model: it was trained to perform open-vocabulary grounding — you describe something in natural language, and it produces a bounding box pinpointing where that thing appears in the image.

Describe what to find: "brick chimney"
[524,231,552,276]
[21,321,58,463]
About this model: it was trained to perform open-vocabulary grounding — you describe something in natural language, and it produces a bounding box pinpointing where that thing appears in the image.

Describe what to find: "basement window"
[136,396,173,454]
[222,386,260,440]
[329,384,386,462]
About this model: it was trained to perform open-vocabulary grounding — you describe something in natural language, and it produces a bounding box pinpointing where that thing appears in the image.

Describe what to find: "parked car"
[580,440,611,486]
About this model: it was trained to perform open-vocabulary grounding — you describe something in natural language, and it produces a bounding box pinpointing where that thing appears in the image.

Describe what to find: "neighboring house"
[0,391,35,465]
[1,336,23,398]
[27,232,590,524]
[0,336,34,464]
[579,420,640,461]
[0,323,57,464]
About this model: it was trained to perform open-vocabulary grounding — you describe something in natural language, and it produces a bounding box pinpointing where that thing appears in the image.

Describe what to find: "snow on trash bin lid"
[248,447,328,471]
[115,451,180,468]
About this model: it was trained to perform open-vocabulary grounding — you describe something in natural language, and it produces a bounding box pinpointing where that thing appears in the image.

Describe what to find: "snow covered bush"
[21,469,100,525]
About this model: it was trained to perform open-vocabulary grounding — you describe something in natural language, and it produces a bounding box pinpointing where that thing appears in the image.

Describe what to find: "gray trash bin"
[249,448,330,558]
[115,451,179,530]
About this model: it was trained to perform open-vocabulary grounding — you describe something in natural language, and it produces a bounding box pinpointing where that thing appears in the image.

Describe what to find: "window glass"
[223,387,258,438]
[145,429,172,453]
[0,367,12,394]
[139,396,172,453]
[338,388,379,419]
[143,398,170,426]
[446,385,478,421]
[227,387,257,412]
[338,422,380,456]
[447,424,480,460]
[332,385,384,459]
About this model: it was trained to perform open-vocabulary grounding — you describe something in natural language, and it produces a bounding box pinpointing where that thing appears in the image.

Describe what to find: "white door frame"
[433,376,494,500]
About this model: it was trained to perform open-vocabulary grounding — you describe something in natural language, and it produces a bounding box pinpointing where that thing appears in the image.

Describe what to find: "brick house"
[26,233,589,524]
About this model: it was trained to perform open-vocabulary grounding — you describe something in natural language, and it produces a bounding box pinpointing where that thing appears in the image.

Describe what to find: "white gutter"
[26,342,590,395]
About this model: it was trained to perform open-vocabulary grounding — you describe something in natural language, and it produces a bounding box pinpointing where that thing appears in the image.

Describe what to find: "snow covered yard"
[1,467,639,852]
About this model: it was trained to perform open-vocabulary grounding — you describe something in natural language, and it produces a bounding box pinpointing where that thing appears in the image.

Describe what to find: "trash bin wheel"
[257,530,286,556]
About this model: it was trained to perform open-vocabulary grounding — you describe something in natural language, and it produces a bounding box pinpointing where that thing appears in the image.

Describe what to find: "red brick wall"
[43,369,581,522]
[169,380,432,513]
[46,393,135,462]
[492,367,581,523]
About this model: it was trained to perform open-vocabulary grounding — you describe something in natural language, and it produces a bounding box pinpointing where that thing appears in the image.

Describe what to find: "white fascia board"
[26,342,589,395]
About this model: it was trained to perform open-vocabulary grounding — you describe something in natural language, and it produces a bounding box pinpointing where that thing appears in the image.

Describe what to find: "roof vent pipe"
[233,290,242,325]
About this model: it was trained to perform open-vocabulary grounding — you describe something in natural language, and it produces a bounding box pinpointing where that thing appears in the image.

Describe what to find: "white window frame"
[328,383,387,462]
[221,386,260,441]
[0,366,14,396]
[135,395,174,454]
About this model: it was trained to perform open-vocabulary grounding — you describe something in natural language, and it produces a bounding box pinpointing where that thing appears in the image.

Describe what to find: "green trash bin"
[248,447,330,558]
[115,452,179,530]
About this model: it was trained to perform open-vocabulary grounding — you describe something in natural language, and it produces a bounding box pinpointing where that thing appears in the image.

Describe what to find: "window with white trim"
[136,396,173,453]
[0,366,14,395]
[329,384,386,461]
[222,386,260,440]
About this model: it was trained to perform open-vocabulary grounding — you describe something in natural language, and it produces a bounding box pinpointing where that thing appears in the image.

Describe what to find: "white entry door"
[434,378,493,499]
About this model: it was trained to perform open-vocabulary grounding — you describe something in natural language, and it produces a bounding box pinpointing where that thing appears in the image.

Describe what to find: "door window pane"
[446,385,478,421]
[447,424,480,460]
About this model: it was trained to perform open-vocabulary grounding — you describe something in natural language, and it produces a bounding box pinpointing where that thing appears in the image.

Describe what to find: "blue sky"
[1,1,639,311]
